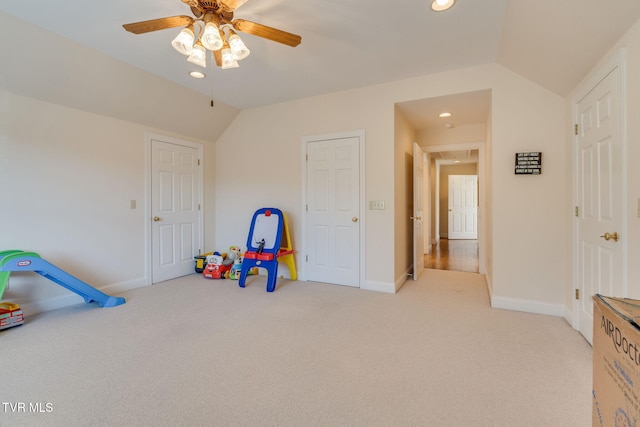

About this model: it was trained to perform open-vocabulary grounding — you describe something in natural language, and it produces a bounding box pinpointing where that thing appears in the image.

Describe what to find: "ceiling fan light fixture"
[221,47,239,69]
[171,25,195,55]
[431,0,456,12]
[201,14,224,51]
[228,30,250,60]
[187,41,207,67]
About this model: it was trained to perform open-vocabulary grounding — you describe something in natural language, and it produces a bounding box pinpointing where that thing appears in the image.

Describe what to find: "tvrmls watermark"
[2,402,53,413]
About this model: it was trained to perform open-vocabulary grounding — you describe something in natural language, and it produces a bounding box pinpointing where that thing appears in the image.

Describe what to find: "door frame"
[423,141,486,275]
[571,48,628,331]
[412,142,425,280]
[300,129,366,287]
[144,133,204,285]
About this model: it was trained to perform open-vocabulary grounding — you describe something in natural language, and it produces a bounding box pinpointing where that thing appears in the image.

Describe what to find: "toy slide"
[0,250,125,307]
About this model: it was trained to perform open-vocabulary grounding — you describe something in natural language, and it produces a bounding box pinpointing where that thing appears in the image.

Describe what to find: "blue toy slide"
[0,250,125,307]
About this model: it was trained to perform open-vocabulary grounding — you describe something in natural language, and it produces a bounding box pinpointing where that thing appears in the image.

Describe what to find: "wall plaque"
[515,152,542,175]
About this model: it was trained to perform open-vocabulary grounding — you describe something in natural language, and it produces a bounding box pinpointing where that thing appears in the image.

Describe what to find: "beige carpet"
[0,269,592,426]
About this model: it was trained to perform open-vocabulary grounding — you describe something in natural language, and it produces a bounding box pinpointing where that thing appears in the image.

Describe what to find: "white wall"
[418,124,486,146]
[489,72,566,315]
[214,92,396,289]
[215,63,569,313]
[0,12,232,314]
[0,93,213,313]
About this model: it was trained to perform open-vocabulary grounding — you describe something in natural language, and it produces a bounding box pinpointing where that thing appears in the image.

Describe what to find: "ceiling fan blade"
[123,16,194,34]
[232,19,301,47]
[221,0,249,11]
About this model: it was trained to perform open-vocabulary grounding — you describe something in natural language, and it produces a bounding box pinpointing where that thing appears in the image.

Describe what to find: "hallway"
[425,239,479,273]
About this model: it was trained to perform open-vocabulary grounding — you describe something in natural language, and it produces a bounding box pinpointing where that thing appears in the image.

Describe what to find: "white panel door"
[577,67,623,344]
[412,143,425,280]
[151,139,201,283]
[448,175,478,240]
[305,137,360,287]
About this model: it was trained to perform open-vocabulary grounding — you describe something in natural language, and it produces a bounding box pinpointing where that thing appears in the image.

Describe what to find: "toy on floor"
[224,246,258,280]
[238,207,297,292]
[0,250,125,308]
[0,302,24,330]
[194,252,214,273]
[202,253,231,279]
[226,246,242,264]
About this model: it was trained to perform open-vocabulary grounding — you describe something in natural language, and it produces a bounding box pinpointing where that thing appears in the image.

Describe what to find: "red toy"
[202,254,231,279]
[0,302,24,330]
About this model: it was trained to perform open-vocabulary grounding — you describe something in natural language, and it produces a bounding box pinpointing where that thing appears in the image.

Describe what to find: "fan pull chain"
[209,59,215,108]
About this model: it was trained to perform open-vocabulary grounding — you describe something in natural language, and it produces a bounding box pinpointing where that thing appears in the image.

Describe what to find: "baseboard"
[19,277,148,316]
[361,279,396,294]
[393,266,415,293]
[485,275,493,299]
[491,295,566,317]
[562,306,573,326]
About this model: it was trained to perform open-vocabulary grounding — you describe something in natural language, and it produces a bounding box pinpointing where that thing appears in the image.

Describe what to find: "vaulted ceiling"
[1,0,639,130]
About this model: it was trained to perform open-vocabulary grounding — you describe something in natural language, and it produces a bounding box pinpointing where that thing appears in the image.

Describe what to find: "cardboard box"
[593,294,640,426]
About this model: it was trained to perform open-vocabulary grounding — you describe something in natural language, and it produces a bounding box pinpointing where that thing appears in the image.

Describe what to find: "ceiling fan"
[123,0,302,69]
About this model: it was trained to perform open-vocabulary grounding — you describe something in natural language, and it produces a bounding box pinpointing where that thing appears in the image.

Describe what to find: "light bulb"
[201,22,223,51]
[171,26,195,55]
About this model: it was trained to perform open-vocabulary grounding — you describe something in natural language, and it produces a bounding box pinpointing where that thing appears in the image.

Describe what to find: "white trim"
[361,279,396,294]
[144,133,204,285]
[422,141,486,275]
[485,274,493,299]
[300,129,366,289]
[571,48,627,331]
[491,296,566,317]
[396,265,412,292]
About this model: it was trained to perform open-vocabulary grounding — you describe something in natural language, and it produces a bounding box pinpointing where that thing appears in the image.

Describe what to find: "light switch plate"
[369,200,385,210]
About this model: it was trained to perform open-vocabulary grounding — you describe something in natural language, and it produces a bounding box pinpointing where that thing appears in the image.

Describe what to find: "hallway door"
[576,64,624,344]
[448,175,478,240]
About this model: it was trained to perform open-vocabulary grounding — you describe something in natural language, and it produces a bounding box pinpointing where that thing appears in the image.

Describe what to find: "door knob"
[600,232,619,242]
[352,217,358,222]
[153,216,161,222]
[410,216,422,221]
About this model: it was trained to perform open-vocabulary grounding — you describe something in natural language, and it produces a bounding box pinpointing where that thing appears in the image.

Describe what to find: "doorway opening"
[426,151,479,273]
[396,89,490,277]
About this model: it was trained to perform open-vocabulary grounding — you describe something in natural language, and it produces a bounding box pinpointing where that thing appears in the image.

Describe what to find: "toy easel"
[239,207,297,292]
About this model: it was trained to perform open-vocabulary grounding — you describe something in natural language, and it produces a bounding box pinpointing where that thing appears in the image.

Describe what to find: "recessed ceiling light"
[431,0,456,12]
[189,71,206,79]
[439,112,452,118]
